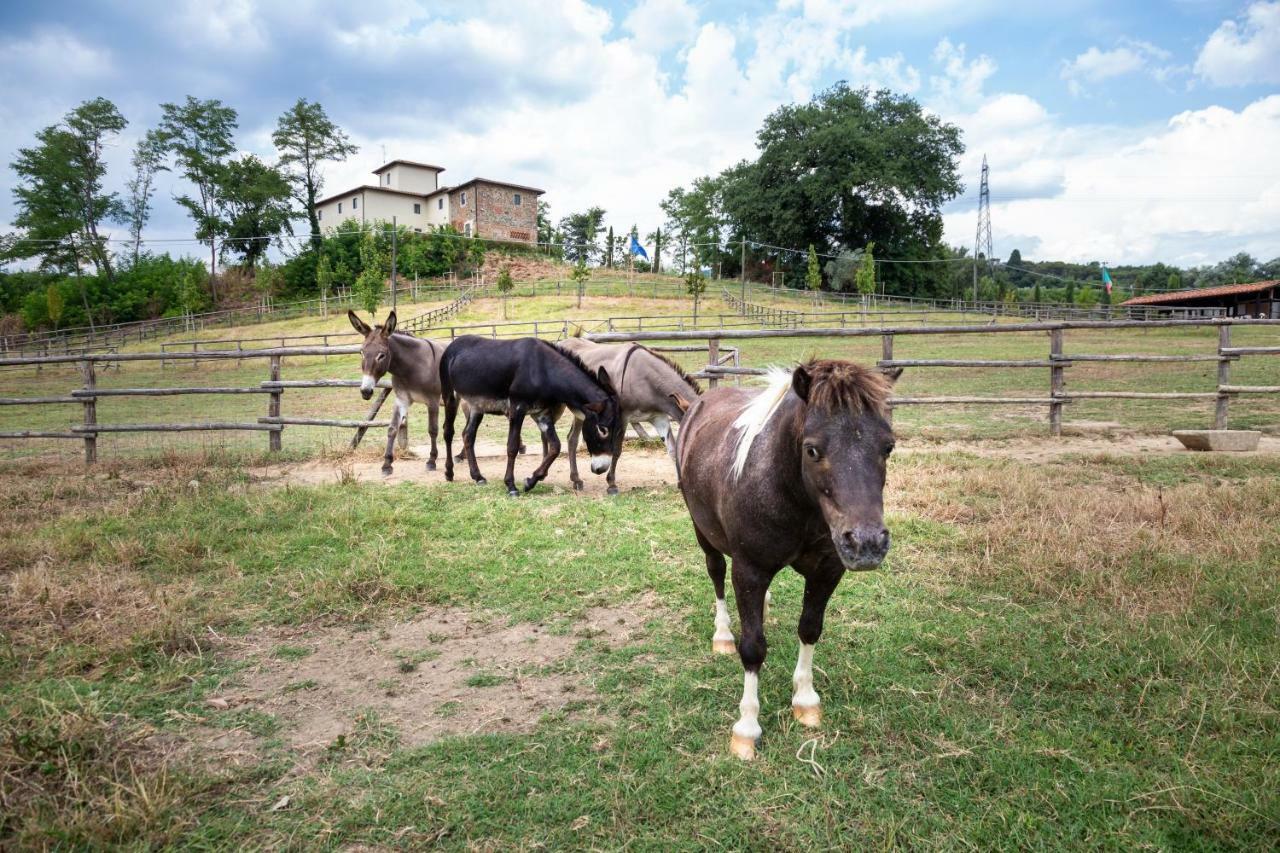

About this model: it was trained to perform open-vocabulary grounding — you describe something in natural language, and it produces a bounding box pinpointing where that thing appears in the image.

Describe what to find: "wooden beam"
[261,417,392,428]
[0,396,80,405]
[71,387,272,397]
[71,423,281,432]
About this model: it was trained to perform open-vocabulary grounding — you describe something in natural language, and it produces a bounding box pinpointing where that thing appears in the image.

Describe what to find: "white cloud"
[1195,1,1280,86]
[623,0,699,52]
[929,39,996,109]
[0,28,113,81]
[1059,39,1175,96]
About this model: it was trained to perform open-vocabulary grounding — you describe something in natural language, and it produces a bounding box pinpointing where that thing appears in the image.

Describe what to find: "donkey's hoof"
[426,460,436,472]
[523,477,539,492]
[445,470,454,482]
[572,480,584,491]
[455,453,466,462]
[381,466,393,477]
[792,704,822,728]
[507,488,519,498]
[606,486,619,497]
[474,477,487,486]
[729,733,757,761]
[518,444,528,455]
[712,638,736,655]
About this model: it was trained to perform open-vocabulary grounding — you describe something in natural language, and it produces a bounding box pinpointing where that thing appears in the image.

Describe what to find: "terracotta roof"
[314,185,433,207]
[1121,279,1279,306]
[372,159,446,174]
[450,177,545,195]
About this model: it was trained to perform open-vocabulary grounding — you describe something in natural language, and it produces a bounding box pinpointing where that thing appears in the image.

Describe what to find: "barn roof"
[1121,279,1279,306]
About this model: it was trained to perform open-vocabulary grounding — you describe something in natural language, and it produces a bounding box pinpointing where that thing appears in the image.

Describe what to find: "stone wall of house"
[474,182,539,243]
[448,187,476,237]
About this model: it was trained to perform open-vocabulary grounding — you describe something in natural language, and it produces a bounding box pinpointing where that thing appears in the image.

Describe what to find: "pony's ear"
[348,310,372,336]
[382,311,397,337]
[882,367,904,385]
[791,365,812,402]
[668,392,691,414]
[597,366,616,394]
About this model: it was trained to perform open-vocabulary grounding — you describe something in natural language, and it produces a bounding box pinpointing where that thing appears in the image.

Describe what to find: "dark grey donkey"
[555,337,701,495]
[349,310,446,476]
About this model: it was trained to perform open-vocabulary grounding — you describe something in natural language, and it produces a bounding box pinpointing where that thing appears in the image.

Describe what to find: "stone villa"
[315,159,543,244]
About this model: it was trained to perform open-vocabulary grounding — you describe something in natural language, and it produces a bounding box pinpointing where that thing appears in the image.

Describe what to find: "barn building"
[1121,280,1280,318]
[314,159,543,244]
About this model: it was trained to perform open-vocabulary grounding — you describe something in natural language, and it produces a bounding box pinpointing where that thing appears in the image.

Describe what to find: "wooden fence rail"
[1,319,1276,464]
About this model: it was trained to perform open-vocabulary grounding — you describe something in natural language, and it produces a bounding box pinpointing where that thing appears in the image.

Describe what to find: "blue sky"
[2,0,1278,267]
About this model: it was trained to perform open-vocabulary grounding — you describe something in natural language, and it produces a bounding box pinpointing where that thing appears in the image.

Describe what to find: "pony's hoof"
[712,638,736,655]
[792,704,822,728]
[381,467,393,477]
[445,470,454,482]
[729,733,757,761]
[426,461,436,472]
[507,488,519,498]
[518,444,528,455]
[572,480,584,491]
[455,453,466,462]
[606,486,619,497]
[474,477,487,486]
[523,477,538,492]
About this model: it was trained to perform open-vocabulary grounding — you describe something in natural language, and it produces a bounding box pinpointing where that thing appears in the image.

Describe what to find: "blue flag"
[629,234,649,261]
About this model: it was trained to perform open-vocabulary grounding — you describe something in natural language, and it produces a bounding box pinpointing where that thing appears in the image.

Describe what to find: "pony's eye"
[805,445,820,460]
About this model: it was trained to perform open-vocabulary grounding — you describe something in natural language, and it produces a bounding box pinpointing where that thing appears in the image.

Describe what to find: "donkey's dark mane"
[640,345,703,394]
[802,358,891,417]
[548,340,608,389]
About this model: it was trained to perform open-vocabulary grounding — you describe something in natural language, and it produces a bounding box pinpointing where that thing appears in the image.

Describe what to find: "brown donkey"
[349,310,447,475]
[676,359,900,760]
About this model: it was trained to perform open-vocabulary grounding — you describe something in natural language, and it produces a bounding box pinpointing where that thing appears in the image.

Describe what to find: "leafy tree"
[605,225,615,269]
[157,96,238,300]
[646,226,663,274]
[823,249,858,292]
[806,244,821,302]
[855,242,877,299]
[559,207,606,264]
[536,200,555,245]
[176,263,204,327]
[661,176,731,276]
[219,154,293,268]
[9,98,129,325]
[272,98,358,247]
[46,284,65,329]
[354,232,388,315]
[256,260,284,304]
[686,268,707,324]
[497,265,514,318]
[123,130,168,266]
[570,256,590,308]
[1064,280,1076,304]
[1033,282,1041,304]
[1167,271,1181,292]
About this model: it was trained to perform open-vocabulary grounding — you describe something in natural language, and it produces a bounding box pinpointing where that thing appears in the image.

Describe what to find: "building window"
[413,203,421,214]
[317,209,322,220]
[338,202,342,213]
[352,197,358,209]
[464,222,472,237]
[414,227,422,233]
[386,173,391,185]
[513,193,522,206]
[438,198,443,210]
[460,191,467,207]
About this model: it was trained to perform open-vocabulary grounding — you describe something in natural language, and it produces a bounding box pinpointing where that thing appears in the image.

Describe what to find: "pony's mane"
[802,358,891,417]
[729,359,890,480]
[639,345,703,395]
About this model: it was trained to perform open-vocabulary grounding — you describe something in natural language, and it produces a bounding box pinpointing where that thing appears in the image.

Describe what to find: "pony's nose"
[843,526,890,555]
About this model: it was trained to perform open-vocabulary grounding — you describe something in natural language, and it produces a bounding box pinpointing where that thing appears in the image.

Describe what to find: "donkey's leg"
[455,402,470,462]
[566,417,584,490]
[651,415,675,462]
[729,560,771,760]
[443,393,458,481]
[523,413,561,492]
[604,427,624,496]
[503,406,528,496]
[791,565,843,728]
[397,407,409,452]
[382,397,407,476]
[695,527,734,655]
[463,409,486,484]
[426,402,439,471]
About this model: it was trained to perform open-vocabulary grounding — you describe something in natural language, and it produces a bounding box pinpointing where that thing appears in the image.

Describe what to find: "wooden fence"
[587,317,1280,435]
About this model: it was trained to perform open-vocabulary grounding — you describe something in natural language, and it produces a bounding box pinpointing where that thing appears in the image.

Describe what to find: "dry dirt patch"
[205,596,660,759]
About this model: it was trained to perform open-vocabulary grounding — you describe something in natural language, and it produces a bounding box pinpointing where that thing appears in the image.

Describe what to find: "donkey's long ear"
[597,366,616,395]
[668,392,691,414]
[882,367,904,385]
[348,310,372,336]
[382,311,397,337]
[791,365,812,402]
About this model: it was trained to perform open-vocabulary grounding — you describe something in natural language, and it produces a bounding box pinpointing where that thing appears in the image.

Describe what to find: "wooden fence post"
[1216,324,1231,429]
[268,355,282,452]
[81,359,97,464]
[881,333,894,426]
[1049,328,1064,437]
[708,337,720,389]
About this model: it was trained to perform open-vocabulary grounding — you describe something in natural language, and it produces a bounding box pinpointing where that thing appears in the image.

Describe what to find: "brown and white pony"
[675,359,900,760]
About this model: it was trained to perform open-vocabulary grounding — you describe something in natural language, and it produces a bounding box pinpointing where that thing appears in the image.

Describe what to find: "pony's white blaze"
[730,367,794,480]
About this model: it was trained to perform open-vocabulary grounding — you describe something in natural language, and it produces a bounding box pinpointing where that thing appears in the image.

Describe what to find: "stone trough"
[1172,430,1262,452]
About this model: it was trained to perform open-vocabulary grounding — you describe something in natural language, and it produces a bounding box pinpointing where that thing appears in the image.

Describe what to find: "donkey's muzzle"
[835,526,890,570]
[361,388,374,401]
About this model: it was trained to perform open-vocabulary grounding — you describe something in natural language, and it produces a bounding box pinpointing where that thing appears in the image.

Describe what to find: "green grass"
[2,451,1278,848]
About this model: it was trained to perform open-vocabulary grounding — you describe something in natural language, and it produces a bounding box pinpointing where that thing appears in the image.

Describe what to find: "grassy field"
[2,287,1278,463]
[1,448,1278,849]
